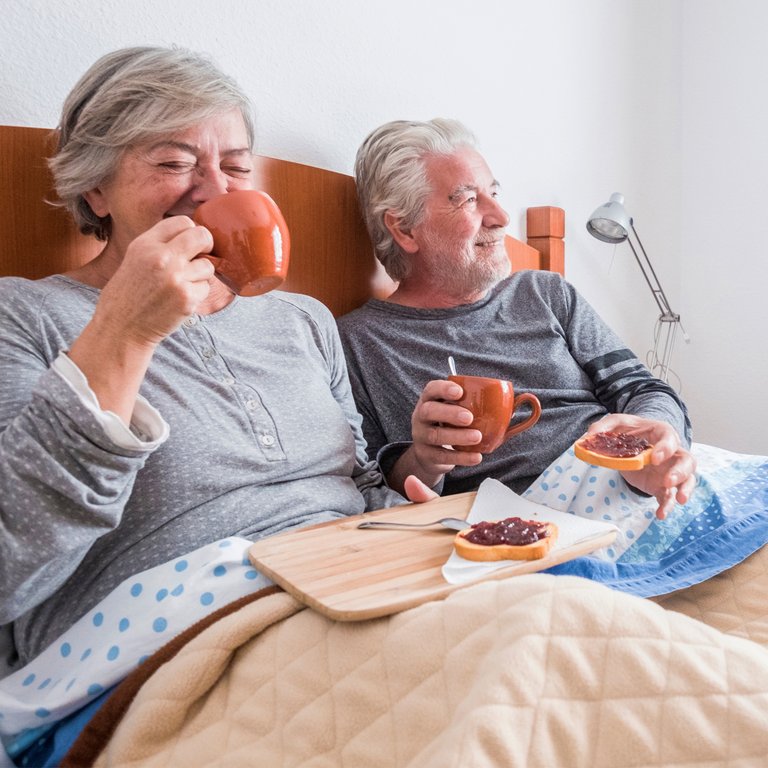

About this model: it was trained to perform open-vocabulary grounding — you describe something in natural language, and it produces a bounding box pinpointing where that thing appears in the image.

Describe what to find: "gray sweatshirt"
[338,270,691,495]
[0,275,404,663]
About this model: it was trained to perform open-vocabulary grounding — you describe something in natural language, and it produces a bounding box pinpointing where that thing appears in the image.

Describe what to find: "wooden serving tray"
[248,492,616,621]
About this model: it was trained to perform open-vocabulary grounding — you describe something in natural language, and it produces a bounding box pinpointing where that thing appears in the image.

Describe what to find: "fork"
[357,517,469,531]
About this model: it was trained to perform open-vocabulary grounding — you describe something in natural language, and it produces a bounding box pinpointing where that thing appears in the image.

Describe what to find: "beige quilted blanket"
[64,559,768,768]
[653,544,768,647]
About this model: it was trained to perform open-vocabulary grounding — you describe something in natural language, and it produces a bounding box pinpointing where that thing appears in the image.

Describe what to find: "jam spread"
[580,431,651,458]
[463,517,550,547]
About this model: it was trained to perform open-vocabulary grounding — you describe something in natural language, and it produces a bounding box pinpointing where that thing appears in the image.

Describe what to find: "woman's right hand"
[96,216,216,348]
[67,217,216,424]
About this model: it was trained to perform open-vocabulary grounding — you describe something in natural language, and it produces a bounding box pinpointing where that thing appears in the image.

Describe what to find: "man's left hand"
[585,414,697,520]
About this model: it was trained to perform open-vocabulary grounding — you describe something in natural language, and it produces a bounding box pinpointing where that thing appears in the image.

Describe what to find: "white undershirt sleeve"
[51,352,170,449]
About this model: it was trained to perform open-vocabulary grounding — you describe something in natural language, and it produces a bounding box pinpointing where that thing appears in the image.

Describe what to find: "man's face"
[410,147,511,297]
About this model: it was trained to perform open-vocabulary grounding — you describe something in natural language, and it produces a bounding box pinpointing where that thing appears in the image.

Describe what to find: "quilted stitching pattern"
[653,545,768,646]
[94,575,768,768]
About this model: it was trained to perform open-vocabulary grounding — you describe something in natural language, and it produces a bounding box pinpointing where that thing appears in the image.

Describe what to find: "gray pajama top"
[337,270,691,496]
[0,275,403,663]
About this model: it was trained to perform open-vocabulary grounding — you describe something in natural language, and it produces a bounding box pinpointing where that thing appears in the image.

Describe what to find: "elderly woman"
[0,46,430,675]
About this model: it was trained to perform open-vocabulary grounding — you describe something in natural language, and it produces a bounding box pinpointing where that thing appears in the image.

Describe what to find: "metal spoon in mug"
[448,356,457,376]
[358,517,469,531]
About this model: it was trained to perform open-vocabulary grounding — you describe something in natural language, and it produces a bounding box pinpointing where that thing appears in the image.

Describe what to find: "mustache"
[474,232,506,246]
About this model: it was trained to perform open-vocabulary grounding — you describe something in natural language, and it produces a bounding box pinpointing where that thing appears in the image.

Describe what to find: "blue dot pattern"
[0,536,272,743]
[522,443,768,595]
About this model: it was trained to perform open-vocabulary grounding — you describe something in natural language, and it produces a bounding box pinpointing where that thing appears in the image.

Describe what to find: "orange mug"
[448,374,541,453]
[193,189,290,297]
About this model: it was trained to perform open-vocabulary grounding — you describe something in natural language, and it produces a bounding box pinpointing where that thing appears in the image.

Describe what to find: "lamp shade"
[586,192,632,243]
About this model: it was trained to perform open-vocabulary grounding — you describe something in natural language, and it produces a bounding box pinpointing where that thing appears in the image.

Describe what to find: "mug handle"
[503,393,541,439]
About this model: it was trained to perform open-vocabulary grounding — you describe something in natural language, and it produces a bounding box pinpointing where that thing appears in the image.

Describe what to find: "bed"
[2,125,768,767]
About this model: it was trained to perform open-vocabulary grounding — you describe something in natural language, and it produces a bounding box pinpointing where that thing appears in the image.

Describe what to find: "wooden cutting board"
[248,492,617,621]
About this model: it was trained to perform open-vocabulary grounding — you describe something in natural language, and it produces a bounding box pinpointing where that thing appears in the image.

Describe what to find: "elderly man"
[337,118,696,519]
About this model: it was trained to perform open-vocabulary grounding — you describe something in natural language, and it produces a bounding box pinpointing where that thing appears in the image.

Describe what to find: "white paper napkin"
[442,478,618,585]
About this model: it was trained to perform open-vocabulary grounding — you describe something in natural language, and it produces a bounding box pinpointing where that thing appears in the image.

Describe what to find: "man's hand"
[388,379,483,494]
[402,474,439,503]
[585,414,697,520]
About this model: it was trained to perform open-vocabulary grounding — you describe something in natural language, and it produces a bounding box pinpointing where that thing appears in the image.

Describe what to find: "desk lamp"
[586,193,686,384]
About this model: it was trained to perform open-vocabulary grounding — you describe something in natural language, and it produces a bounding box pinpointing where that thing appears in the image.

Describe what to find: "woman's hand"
[96,216,216,349]
[586,414,697,519]
[68,217,216,424]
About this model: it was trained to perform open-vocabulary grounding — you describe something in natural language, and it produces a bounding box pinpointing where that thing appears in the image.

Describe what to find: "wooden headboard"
[0,125,563,317]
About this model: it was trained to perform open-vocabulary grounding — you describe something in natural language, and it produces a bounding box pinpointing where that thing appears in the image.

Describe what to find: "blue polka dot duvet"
[0,537,272,762]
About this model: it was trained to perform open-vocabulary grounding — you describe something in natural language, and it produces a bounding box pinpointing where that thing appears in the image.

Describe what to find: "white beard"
[421,230,511,299]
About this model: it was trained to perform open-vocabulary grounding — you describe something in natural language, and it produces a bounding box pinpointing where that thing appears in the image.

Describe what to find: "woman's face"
[84,108,255,255]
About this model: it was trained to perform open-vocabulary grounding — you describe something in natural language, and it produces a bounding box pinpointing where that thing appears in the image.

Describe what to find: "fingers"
[187,256,217,283]
[170,219,215,262]
[402,475,439,504]
[130,217,214,266]
[153,215,213,250]
[98,218,220,347]
[655,488,676,520]
[416,399,473,430]
[416,421,482,452]
[587,413,682,467]
[604,414,696,519]
[648,448,697,519]
[416,444,482,473]
[414,380,472,431]
[412,379,481,458]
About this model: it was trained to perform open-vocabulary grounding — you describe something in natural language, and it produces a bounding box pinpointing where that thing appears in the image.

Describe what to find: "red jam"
[463,517,550,547]
[580,431,651,458]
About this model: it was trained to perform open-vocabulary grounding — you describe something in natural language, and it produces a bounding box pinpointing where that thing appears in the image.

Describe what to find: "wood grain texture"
[248,493,616,621]
[0,125,100,279]
[252,155,378,316]
[0,125,564,315]
[527,205,566,274]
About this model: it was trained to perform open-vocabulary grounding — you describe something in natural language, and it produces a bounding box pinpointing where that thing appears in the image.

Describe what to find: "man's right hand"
[389,379,484,493]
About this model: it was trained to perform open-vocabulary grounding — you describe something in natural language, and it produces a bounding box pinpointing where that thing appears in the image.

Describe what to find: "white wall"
[678,0,768,454]
[1,0,764,454]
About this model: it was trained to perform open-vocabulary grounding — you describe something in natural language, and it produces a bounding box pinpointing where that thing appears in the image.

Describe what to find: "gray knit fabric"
[337,270,691,496]
[0,275,404,663]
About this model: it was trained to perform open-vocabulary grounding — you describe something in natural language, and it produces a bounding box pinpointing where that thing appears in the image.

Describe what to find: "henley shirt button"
[222,376,235,385]
[260,434,275,446]
[246,400,258,411]
[184,316,198,327]
[202,347,215,359]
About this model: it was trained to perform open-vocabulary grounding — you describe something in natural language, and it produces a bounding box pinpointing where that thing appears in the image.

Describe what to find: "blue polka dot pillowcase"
[0,537,272,739]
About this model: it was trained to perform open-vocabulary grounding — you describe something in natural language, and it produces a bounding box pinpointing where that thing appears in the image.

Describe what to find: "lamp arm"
[628,225,679,321]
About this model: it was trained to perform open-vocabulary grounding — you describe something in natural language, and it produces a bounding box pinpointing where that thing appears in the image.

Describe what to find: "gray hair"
[354,118,477,281]
[49,46,256,240]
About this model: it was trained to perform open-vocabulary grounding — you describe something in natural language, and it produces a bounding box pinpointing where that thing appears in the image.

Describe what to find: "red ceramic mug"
[193,189,290,297]
[448,374,541,453]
